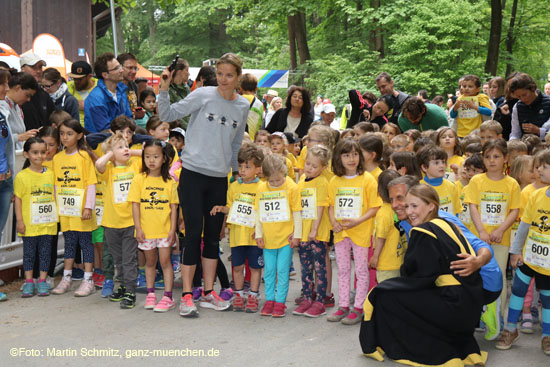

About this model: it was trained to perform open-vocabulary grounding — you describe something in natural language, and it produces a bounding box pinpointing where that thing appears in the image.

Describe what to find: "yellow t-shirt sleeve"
[13,173,25,199]
[296,146,307,170]
[127,174,142,203]
[375,209,392,240]
[170,179,179,204]
[509,180,522,210]
[316,178,329,207]
[463,178,480,205]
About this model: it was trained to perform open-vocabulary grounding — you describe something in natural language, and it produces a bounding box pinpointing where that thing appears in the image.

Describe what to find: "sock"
[522,312,532,320]
[236,289,244,297]
[164,291,172,299]
[182,291,192,298]
[84,272,93,282]
[249,290,258,298]
[26,279,33,283]
[204,289,213,296]
[147,288,154,294]
[63,269,72,281]
[38,279,46,283]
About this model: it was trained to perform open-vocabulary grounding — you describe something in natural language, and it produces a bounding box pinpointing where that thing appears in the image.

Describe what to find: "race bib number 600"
[524,230,550,269]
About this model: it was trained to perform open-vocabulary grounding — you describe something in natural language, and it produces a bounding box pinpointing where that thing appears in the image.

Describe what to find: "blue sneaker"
[72,268,84,280]
[0,292,6,301]
[136,272,147,294]
[101,279,114,298]
[37,281,50,296]
[154,272,164,289]
[21,282,35,298]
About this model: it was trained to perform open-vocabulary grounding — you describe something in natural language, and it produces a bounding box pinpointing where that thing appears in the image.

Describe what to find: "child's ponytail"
[22,136,45,169]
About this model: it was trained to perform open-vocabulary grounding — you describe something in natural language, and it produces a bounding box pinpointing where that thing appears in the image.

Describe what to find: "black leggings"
[179,168,227,265]
[33,225,59,278]
[192,255,230,289]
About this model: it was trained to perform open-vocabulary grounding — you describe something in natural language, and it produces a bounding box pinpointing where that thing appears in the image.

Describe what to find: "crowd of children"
[5,71,550,358]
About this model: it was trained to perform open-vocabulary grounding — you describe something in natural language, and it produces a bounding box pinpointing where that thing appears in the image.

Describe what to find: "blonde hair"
[269,97,282,111]
[480,120,503,135]
[507,140,528,154]
[262,153,287,178]
[390,134,409,150]
[307,124,335,151]
[306,145,331,167]
[101,131,128,153]
[217,53,242,76]
[407,184,440,222]
[509,155,533,185]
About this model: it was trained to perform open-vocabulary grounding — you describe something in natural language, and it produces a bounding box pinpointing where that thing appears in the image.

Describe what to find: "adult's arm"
[131,133,154,145]
[65,95,80,121]
[509,104,521,140]
[84,99,109,133]
[230,108,248,174]
[158,88,202,123]
[265,108,285,134]
[85,132,111,150]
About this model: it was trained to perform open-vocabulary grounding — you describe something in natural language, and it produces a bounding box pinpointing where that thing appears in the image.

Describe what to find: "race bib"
[95,199,104,226]
[57,187,84,217]
[458,201,471,225]
[458,97,479,119]
[113,172,133,204]
[524,230,550,269]
[439,195,454,214]
[259,190,290,223]
[480,192,508,225]
[334,188,362,220]
[444,170,456,183]
[227,194,256,228]
[31,198,58,224]
[301,188,317,220]
[510,222,519,243]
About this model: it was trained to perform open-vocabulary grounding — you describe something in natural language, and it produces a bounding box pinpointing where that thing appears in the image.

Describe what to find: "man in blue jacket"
[84,52,132,133]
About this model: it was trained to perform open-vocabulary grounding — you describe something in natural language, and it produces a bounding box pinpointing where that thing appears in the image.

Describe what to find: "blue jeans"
[263,244,292,303]
[0,177,13,243]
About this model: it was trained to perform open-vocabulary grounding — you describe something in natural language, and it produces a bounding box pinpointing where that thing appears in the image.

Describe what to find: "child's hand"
[167,230,176,246]
[450,163,459,175]
[135,227,146,243]
[342,218,359,230]
[500,104,510,115]
[178,217,185,233]
[210,205,225,216]
[368,254,378,270]
[479,230,491,244]
[289,236,300,248]
[489,228,504,244]
[82,208,92,220]
[510,254,523,269]
[219,222,226,241]
[463,100,477,110]
[16,220,25,235]
[331,220,343,233]
[256,237,265,249]
[308,228,318,242]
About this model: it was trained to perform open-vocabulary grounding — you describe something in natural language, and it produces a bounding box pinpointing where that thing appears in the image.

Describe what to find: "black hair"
[139,89,156,108]
[22,137,46,169]
[8,72,39,90]
[378,169,400,203]
[58,118,91,156]
[464,153,485,171]
[197,65,216,86]
[169,130,185,143]
[142,139,171,182]
[38,125,60,146]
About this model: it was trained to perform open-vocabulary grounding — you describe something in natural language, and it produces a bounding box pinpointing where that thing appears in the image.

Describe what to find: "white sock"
[84,272,93,283]
[236,290,244,297]
[63,270,72,281]
[249,291,258,298]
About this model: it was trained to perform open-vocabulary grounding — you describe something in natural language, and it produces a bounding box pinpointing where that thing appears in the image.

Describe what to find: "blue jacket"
[400,210,503,293]
[84,79,132,133]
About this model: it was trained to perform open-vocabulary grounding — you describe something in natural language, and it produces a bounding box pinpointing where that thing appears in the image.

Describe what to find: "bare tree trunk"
[505,0,519,77]
[369,0,384,57]
[295,11,311,65]
[485,0,503,75]
[147,0,157,56]
[288,15,297,71]
[115,10,125,53]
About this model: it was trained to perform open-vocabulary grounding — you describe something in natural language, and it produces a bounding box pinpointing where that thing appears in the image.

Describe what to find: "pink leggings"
[523,278,536,311]
[335,237,369,309]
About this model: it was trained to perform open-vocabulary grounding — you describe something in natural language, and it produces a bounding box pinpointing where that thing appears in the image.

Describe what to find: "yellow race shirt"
[456,93,491,137]
[368,166,383,182]
[127,173,179,239]
[256,176,301,250]
[284,156,296,180]
[445,155,464,183]
[101,160,141,228]
[464,173,521,246]
[374,203,406,270]
[53,150,97,232]
[298,174,330,242]
[456,180,475,232]
[328,173,382,247]
[420,177,462,215]
[297,146,307,170]
[226,179,260,247]
[14,168,58,236]
[95,171,105,226]
[42,160,53,171]
[287,152,297,169]
[521,187,550,275]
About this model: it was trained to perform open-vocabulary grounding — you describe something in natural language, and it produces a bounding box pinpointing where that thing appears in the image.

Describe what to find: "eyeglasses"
[108,64,122,72]
[42,82,55,90]
[123,65,139,71]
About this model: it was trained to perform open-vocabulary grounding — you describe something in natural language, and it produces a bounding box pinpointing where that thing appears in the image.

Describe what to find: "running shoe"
[51,277,72,295]
[120,292,136,309]
[245,294,259,313]
[199,290,231,311]
[21,282,35,298]
[304,301,326,318]
[74,281,96,297]
[481,298,501,341]
[154,296,176,312]
[272,302,286,317]
[144,292,157,310]
[37,281,50,297]
[179,294,199,317]
[101,279,114,298]
[496,329,519,350]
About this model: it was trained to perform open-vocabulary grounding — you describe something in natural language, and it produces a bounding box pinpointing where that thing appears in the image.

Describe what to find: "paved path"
[1,250,549,367]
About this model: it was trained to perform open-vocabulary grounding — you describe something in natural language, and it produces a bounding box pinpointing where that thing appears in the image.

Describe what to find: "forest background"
[96,0,550,108]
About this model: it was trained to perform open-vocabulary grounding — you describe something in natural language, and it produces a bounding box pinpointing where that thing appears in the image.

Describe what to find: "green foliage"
[96,0,550,107]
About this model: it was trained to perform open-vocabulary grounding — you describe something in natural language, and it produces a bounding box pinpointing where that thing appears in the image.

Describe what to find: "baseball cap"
[67,61,92,78]
[267,89,278,97]
[283,132,297,144]
[323,104,336,114]
[170,127,185,139]
[271,132,286,140]
[20,53,46,68]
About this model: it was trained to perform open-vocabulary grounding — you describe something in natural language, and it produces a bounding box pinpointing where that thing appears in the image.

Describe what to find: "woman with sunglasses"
[42,68,79,121]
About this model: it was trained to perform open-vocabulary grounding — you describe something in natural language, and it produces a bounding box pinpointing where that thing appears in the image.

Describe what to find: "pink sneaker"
[292,299,312,316]
[304,301,326,318]
[74,281,96,297]
[154,296,176,312]
[52,277,72,295]
[145,292,156,310]
[341,307,363,325]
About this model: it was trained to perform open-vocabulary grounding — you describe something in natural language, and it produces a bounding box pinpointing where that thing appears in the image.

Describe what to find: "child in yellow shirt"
[327,139,381,325]
[210,143,264,313]
[270,132,296,181]
[14,138,58,297]
[255,154,302,318]
[436,127,464,182]
[456,153,485,232]
[450,74,492,137]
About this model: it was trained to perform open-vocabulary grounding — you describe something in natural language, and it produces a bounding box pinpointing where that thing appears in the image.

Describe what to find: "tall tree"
[505,0,519,77]
[485,0,503,75]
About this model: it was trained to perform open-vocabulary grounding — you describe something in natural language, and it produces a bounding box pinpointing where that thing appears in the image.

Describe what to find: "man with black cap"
[67,61,97,126]
[20,53,57,130]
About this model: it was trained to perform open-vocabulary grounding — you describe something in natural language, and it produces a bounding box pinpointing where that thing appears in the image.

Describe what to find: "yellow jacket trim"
[435,274,461,287]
